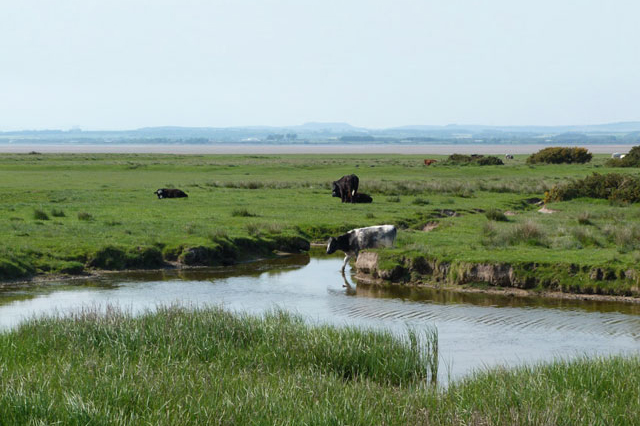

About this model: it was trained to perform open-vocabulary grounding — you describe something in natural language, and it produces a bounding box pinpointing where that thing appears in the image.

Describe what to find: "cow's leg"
[341,254,351,272]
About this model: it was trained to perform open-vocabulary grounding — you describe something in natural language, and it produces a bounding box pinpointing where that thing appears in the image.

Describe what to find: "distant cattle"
[327,224,397,272]
[423,159,438,166]
[332,174,359,203]
[612,152,627,159]
[154,188,188,199]
[505,154,514,160]
[352,193,373,203]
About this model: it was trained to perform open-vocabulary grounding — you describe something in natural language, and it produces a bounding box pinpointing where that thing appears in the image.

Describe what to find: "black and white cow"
[154,188,188,199]
[326,224,397,272]
[332,174,359,203]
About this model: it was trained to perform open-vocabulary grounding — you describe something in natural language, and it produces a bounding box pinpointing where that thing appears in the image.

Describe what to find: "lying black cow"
[154,188,188,199]
[352,193,372,203]
[327,224,397,272]
[332,174,359,203]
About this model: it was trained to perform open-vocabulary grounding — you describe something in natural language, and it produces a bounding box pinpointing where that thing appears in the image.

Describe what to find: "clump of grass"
[264,222,284,234]
[412,197,430,206]
[577,211,592,225]
[50,208,65,217]
[77,212,93,221]
[365,212,375,219]
[246,223,261,236]
[387,196,401,203]
[603,224,640,252]
[571,226,601,247]
[231,208,257,217]
[506,220,546,246]
[485,209,508,222]
[33,209,49,220]
[104,220,122,226]
[208,228,228,241]
[184,223,198,234]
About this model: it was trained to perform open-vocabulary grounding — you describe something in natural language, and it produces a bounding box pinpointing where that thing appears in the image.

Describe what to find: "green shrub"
[526,147,592,164]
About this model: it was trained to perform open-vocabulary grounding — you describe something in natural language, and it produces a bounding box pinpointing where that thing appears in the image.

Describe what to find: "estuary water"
[1,253,639,380]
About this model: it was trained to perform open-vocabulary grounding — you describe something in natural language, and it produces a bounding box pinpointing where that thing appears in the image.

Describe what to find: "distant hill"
[2,121,640,145]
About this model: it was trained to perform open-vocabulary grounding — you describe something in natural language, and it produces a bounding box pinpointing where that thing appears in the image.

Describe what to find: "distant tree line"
[266,133,297,141]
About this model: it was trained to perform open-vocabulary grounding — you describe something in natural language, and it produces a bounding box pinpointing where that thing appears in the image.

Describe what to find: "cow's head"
[331,182,340,197]
[326,237,338,254]
[155,189,164,199]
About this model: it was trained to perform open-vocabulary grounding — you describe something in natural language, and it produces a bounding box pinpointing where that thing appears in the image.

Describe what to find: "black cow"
[154,188,188,199]
[331,174,359,203]
[352,193,372,203]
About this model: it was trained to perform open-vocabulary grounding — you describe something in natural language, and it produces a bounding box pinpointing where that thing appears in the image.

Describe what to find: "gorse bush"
[445,154,504,166]
[545,173,640,204]
[607,145,640,167]
[526,147,592,164]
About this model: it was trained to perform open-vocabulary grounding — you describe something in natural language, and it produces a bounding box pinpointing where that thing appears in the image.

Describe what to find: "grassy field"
[1,152,640,295]
[0,306,638,425]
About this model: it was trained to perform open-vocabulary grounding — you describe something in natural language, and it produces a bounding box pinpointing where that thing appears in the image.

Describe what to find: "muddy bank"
[354,250,640,302]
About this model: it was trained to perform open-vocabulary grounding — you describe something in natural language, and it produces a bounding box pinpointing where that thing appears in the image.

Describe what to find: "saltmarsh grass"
[1,306,638,425]
[0,306,438,425]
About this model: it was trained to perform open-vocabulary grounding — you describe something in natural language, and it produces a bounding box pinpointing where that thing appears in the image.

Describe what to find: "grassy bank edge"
[355,249,640,299]
[0,233,311,282]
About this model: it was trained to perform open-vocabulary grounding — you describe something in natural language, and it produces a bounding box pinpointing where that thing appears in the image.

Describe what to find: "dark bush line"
[545,172,640,204]
[527,147,592,164]
[445,154,504,166]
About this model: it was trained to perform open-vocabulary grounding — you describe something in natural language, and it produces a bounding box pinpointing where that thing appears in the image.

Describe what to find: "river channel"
[1,252,639,380]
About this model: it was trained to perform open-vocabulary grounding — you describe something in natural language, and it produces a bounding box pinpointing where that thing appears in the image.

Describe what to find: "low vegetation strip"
[0,306,637,425]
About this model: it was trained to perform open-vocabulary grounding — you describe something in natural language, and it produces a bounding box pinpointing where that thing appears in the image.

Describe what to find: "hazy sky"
[2,0,639,130]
